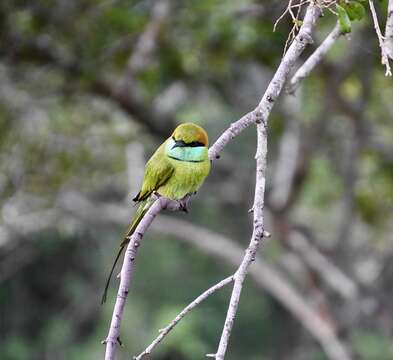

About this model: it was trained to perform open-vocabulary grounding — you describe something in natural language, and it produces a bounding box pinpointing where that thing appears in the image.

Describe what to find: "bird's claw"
[179,195,191,213]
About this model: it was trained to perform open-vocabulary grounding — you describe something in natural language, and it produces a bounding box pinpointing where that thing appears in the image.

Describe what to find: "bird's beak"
[172,139,186,149]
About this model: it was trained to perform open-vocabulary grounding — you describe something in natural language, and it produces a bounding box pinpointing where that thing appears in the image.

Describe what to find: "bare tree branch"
[210,120,267,360]
[287,22,343,94]
[103,195,188,360]
[385,0,393,59]
[208,3,321,160]
[369,0,392,76]
[134,276,234,360]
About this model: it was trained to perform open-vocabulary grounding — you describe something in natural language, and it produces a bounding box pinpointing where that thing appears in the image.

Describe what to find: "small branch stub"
[263,230,271,238]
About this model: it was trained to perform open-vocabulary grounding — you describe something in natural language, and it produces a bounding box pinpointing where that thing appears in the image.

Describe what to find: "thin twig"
[369,0,392,76]
[287,22,343,94]
[134,276,234,360]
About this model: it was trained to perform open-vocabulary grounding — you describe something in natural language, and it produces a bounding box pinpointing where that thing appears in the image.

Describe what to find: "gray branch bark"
[385,0,393,59]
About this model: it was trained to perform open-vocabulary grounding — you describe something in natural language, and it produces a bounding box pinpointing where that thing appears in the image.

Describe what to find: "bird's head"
[171,123,209,147]
[165,123,209,162]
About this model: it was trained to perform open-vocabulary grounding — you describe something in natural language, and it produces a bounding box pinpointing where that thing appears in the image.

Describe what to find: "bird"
[101,122,211,303]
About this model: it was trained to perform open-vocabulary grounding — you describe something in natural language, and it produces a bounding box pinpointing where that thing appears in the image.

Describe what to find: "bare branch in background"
[1,1,176,138]
[134,276,234,360]
[287,22,343,94]
[103,0,176,136]
[268,99,359,300]
[126,1,170,75]
[385,0,393,59]
[118,0,170,100]
[270,95,301,210]
[369,0,392,76]
[334,123,360,251]
[289,229,358,300]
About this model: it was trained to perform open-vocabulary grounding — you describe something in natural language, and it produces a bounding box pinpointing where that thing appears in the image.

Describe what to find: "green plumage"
[101,123,211,303]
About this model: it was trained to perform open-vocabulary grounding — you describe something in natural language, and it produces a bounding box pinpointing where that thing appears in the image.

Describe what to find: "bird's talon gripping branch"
[180,199,189,213]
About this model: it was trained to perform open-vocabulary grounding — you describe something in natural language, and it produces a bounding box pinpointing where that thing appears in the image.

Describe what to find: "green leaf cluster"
[336,0,366,33]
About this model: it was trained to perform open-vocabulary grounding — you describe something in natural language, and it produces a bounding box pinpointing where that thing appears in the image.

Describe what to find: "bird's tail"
[101,197,155,304]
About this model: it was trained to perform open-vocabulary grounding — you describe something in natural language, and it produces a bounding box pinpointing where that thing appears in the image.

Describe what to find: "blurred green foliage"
[1,1,393,360]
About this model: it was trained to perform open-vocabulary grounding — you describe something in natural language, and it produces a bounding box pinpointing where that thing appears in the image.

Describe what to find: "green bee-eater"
[101,123,211,303]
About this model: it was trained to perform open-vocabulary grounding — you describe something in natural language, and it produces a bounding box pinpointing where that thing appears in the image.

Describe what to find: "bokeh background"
[1,1,393,359]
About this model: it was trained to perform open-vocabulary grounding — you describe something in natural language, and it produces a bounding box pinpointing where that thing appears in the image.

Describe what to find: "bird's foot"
[153,191,161,198]
[179,194,192,213]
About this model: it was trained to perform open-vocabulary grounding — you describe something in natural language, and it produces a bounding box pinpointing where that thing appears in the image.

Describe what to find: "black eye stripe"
[188,141,205,147]
[172,137,204,147]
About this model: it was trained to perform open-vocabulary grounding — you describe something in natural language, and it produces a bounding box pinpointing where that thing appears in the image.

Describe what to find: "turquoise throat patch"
[165,138,207,163]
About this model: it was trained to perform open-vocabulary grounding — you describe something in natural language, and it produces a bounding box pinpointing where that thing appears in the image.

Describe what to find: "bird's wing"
[133,143,174,202]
